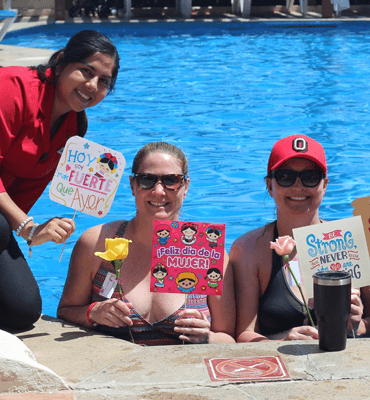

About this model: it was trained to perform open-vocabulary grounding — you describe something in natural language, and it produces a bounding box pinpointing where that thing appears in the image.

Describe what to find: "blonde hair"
[132,142,188,175]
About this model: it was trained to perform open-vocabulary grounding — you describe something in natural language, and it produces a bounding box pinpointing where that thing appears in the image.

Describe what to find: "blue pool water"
[4,21,370,317]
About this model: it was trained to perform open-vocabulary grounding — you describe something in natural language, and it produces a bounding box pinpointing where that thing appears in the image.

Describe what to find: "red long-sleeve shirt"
[0,66,79,213]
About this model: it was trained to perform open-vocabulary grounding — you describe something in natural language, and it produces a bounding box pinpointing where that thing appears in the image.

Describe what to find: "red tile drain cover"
[205,356,290,382]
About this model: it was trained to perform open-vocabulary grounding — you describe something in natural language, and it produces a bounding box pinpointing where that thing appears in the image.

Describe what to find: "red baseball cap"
[267,135,327,175]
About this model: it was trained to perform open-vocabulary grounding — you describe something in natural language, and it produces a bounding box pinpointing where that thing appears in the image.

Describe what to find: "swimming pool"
[4,21,370,316]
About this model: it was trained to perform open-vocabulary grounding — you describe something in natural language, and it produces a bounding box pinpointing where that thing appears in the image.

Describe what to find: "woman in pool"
[57,142,235,346]
[229,135,363,342]
[0,29,119,330]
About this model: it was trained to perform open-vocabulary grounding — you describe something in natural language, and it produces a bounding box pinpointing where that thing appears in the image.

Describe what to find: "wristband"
[16,217,33,236]
[348,321,360,338]
[27,223,39,259]
[87,302,98,324]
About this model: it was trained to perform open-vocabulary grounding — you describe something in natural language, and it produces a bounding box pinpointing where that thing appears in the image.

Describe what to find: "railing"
[0,0,17,42]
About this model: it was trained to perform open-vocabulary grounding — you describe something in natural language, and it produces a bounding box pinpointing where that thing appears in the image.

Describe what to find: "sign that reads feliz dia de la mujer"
[293,216,370,299]
[151,220,226,295]
[49,137,126,218]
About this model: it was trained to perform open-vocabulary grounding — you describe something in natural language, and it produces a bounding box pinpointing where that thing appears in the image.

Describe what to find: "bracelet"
[87,302,98,324]
[348,321,360,338]
[16,217,33,236]
[27,223,39,259]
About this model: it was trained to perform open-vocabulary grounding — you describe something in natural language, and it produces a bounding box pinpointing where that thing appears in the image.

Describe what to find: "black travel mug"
[313,271,351,352]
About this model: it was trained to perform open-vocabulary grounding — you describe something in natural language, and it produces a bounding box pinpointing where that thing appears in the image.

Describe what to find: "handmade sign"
[352,196,370,258]
[49,137,125,218]
[151,220,226,295]
[293,216,370,299]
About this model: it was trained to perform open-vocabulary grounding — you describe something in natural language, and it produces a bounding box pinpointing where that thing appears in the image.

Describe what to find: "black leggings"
[0,213,41,330]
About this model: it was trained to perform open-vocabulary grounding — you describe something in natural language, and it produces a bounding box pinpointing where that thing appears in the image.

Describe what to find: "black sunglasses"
[132,173,187,191]
[270,169,325,188]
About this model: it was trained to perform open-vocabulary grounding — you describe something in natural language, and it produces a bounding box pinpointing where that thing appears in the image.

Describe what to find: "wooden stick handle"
[59,210,77,263]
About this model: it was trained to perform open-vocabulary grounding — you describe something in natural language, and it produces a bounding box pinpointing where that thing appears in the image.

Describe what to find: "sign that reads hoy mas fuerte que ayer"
[49,137,126,218]
[293,216,370,299]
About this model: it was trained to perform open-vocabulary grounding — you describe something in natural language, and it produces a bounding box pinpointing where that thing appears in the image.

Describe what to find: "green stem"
[112,260,134,344]
[113,260,123,298]
[283,255,315,328]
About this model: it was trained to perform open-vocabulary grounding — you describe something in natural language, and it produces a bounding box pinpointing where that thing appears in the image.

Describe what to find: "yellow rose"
[94,238,132,261]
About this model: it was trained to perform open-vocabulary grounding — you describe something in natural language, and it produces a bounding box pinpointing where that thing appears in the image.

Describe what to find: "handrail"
[0,8,17,43]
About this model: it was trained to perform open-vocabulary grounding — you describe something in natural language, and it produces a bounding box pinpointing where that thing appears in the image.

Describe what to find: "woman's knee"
[0,293,42,330]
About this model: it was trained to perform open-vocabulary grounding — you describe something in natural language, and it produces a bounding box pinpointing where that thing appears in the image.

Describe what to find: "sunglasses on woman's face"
[271,169,325,188]
[133,173,187,191]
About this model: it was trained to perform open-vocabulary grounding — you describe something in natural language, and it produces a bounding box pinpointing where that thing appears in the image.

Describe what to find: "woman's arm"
[356,286,370,336]
[57,222,132,328]
[0,70,75,245]
[174,252,236,344]
[230,229,319,342]
[346,288,363,334]
[230,233,269,342]
[0,192,75,245]
[207,253,236,343]
[57,224,103,327]
[174,306,235,344]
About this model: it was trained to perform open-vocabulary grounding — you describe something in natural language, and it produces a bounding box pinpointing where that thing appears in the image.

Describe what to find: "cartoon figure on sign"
[205,268,223,288]
[205,226,222,248]
[180,222,198,245]
[152,263,168,288]
[156,224,171,246]
[176,272,198,293]
[95,153,118,178]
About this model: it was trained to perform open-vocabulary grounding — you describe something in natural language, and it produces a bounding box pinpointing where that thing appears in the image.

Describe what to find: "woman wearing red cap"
[230,134,363,342]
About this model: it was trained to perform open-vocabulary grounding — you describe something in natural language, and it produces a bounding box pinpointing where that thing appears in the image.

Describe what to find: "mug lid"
[313,271,351,286]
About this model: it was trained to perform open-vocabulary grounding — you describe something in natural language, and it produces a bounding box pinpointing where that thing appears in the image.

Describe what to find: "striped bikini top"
[92,221,211,346]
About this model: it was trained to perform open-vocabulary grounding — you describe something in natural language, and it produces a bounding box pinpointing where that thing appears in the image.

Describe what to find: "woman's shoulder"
[229,222,275,275]
[0,65,29,76]
[77,220,129,250]
[0,66,39,84]
[231,222,275,253]
[0,67,50,114]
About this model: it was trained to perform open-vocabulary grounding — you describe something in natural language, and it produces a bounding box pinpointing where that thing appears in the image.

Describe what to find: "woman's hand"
[89,298,133,328]
[22,217,76,245]
[174,309,210,344]
[348,288,363,332]
[283,326,319,341]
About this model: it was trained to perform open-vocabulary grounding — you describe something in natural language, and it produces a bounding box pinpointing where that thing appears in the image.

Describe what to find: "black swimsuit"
[257,221,316,336]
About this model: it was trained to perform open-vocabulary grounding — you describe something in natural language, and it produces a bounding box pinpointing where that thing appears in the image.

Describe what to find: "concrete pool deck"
[2,315,370,399]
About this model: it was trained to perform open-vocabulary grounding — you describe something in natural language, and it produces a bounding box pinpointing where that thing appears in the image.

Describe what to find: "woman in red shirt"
[0,29,119,330]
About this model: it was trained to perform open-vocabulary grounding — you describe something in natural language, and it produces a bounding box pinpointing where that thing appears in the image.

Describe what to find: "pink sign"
[151,220,226,295]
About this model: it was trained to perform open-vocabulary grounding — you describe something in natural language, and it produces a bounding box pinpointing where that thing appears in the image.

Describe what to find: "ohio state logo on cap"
[292,137,308,153]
